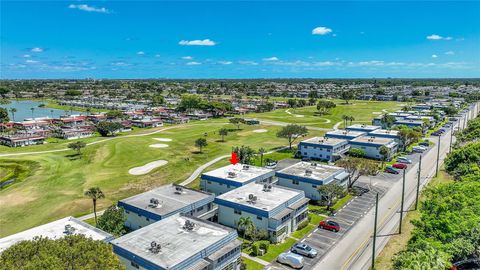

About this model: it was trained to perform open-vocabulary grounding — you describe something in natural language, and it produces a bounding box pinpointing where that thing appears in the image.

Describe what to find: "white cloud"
[31,47,43,53]
[426,34,452,41]
[238,60,259,65]
[186,61,201,65]
[155,54,161,58]
[445,51,455,55]
[179,39,216,46]
[25,59,39,64]
[312,26,333,35]
[136,51,145,55]
[432,54,438,58]
[111,61,131,67]
[182,56,193,60]
[263,57,279,61]
[218,61,233,65]
[23,54,31,58]
[68,4,110,13]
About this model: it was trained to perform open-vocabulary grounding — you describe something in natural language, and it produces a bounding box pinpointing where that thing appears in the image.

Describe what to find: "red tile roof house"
[0,134,46,147]
[13,120,50,131]
[131,118,163,128]
[53,127,95,140]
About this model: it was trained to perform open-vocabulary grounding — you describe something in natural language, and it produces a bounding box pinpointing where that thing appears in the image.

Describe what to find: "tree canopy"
[276,124,308,149]
[97,204,127,237]
[0,235,125,270]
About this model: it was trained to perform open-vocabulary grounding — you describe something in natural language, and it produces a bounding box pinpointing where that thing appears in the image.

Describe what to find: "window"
[292,180,299,185]
[125,210,130,214]
[146,217,150,221]
[227,185,231,188]
[257,216,262,220]
[207,181,212,184]
[234,209,242,215]
[137,213,141,217]
[312,185,317,188]
[304,152,307,155]
[130,261,140,269]
[197,206,204,212]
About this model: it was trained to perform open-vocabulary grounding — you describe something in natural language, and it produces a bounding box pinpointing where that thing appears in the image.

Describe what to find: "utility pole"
[399,169,406,234]
[372,192,379,270]
[449,121,455,153]
[435,135,441,177]
[415,154,422,210]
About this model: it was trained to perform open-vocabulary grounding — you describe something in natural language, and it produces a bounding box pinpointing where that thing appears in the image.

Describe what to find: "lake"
[0,100,82,121]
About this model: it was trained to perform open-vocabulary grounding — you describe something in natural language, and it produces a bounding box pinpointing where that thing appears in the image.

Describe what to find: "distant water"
[0,100,82,122]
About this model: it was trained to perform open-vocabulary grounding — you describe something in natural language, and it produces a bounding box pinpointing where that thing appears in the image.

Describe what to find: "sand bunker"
[153,138,172,142]
[129,160,168,175]
[372,112,382,114]
[253,129,268,133]
[149,144,169,148]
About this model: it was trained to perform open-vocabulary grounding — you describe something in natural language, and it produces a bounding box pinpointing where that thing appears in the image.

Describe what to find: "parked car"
[419,142,430,147]
[385,166,400,174]
[277,252,304,269]
[397,157,412,164]
[412,146,427,153]
[291,243,318,258]
[393,163,408,170]
[319,220,340,232]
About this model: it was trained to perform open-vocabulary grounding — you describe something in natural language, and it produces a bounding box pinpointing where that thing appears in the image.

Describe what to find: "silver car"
[277,252,304,269]
[291,243,318,258]
[397,157,412,164]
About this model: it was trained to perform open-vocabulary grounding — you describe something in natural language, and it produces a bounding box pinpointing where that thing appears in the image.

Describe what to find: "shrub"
[251,240,270,256]
[297,220,310,231]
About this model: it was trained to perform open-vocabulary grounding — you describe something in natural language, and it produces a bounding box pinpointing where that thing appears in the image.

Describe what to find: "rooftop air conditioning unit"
[228,172,237,178]
[64,224,76,235]
[243,165,250,170]
[149,241,161,254]
[149,198,160,208]
[305,169,313,176]
[183,220,195,231]
[175,186,183,194]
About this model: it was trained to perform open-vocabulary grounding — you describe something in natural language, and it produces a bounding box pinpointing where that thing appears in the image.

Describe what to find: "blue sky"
[1,1,479,79]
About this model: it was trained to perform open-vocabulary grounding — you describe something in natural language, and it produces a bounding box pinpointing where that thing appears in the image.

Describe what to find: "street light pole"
[435,135,441,177]
[372,192,379,270]
[399,169,406,234]
[415,154,422,210]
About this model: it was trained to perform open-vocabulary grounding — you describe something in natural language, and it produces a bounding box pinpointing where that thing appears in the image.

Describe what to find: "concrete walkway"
[242,252,270,266]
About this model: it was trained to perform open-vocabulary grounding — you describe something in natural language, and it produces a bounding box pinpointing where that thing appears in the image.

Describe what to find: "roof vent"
[149,198,160,208]
[305,169,313,176]
[248,194,258,203]
[149,241,161,254]
[243,165,250,170]
[311,162,317,167]
[64,224,76,235]
[228,171,237,178]
[183,220,195,231]
[174,186,183,194]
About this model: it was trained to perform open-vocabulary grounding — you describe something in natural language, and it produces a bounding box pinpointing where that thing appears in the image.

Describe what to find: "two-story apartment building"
[298,137,350,162]
[325,130,366,141]
[118,184,215,230]
[215,182,309,243]
[349,136,398,160]
[112,214,242,270]
[200,164,275,195]
[276,162,349,200]
[345,124,381,133]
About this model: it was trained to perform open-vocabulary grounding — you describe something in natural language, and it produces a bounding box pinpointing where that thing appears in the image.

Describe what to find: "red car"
[319,220,340,232]
[392,163,408,170]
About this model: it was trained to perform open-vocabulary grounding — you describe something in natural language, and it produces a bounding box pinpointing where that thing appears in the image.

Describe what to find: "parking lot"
[267,183,388,270]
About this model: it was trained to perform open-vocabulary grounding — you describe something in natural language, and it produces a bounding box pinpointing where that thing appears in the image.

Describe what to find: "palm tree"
[341,115,349,129]
[9,108,17,122]
[379,146,390,168]
[30,107,35,119]
[348,116,355,125]
[84,187,105,225]
[258,147,266,166]
[237,216,254,239]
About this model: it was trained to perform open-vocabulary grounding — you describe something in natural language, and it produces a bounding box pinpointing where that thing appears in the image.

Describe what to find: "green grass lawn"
[291,224,315,239]
[258,237,297,262]
[246,99,404,129]
[242,257,265,270]
[0,118,325,237]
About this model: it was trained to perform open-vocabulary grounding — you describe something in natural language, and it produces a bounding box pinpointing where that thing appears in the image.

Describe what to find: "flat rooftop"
[368,129,400,136]
[119,184,212,216]
[347,124,381,131]
[277,161,344,182]
[0,217,112,252]
[351,136,396,145]
[326,130,366,137]
[395,119,424,124]
[301,136,347,146]
[216,182,302,211]
[112,215,234,269]
[202,164,274,183]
